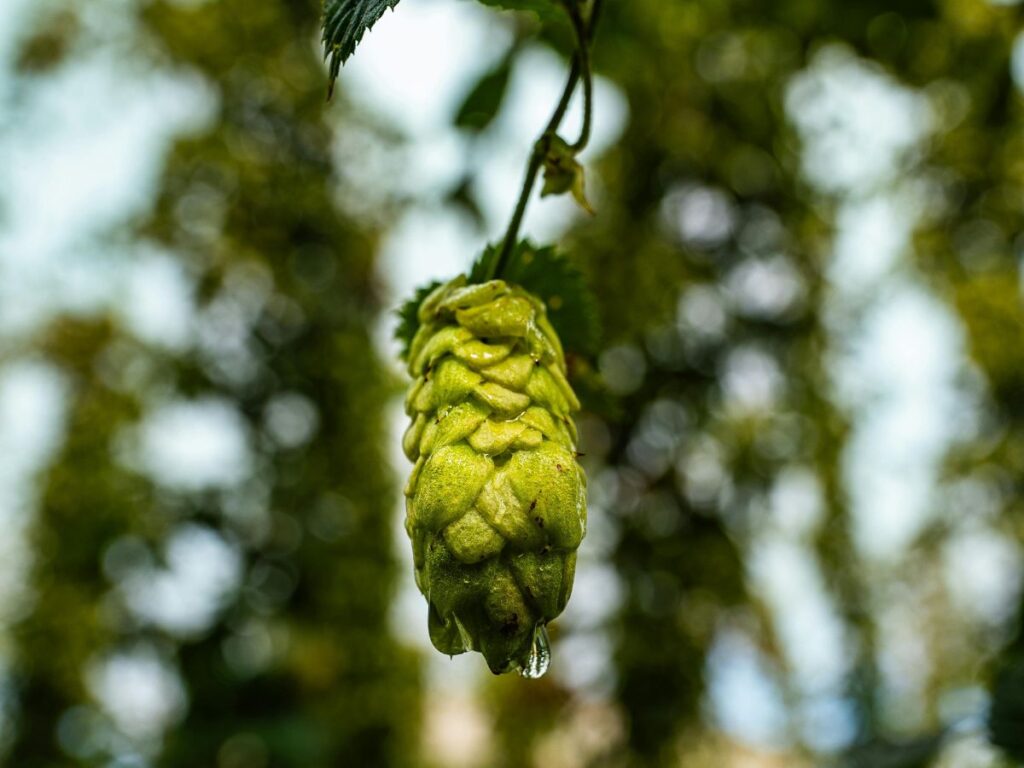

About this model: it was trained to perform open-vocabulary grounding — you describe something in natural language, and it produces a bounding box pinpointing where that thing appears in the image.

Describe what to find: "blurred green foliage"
[6,0,419,766]
[2,0,1023,766]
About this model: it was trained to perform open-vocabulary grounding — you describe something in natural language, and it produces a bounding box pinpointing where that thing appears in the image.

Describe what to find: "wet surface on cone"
[403,277,587,675]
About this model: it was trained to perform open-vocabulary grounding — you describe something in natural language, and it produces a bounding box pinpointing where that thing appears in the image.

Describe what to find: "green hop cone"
[402,276,587,675]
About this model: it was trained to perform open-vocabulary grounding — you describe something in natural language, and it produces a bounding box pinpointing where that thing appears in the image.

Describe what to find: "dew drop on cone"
[519,625,551,680]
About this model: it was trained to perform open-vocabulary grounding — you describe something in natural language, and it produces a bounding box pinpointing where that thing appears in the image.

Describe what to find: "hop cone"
[403,276,587,674]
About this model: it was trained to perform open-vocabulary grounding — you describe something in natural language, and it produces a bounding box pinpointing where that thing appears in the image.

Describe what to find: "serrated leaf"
[469,241,601,358]
[454,58,513,132]
[395,281,443,361]
[322,0,401,97]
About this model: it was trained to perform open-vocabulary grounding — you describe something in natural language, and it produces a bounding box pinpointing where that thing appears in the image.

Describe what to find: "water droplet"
[519,624,551,680]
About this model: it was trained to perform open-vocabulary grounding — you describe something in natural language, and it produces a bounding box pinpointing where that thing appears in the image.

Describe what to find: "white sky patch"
[377,207,479,306]
[0,361,68,489]
[625,400,690,480]
[677,435,730,510]
[373,207,481,366]
[797,695,859,754]
[839,282,967,558]
[706,627,791,749]
[749,537,852,697]
[0,361,69,625]
[553,560,621,696]
[1012,31,1024,91]
[677,285,729,341]
[552,632,615,695]
[943,523,1023,626]
[343,0,512,136]
[829,189,922,297]
[786,45,931,196]
[193,262,275,388]
[721,345,785,415]
[118,525,243,637]
[661,184,737,250]
[87,645,187,743]
[398,130,471,200]
[262,392,319,450]
[562,563,623,631]
[133,398,253,491]
[769,467,824,540]
[725,254,806,320]
[0,48,214,337]
[116,248,196,352]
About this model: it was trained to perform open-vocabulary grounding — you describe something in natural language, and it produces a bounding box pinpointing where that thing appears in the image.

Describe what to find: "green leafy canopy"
[396,242,600,362]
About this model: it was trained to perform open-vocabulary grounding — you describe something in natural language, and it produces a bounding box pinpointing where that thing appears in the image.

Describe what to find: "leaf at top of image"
[474,0,564,22]
[474,1,577,62]
[323,0,401,96]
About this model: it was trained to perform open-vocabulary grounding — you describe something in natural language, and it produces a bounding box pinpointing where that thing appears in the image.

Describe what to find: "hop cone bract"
[403,277,587,674]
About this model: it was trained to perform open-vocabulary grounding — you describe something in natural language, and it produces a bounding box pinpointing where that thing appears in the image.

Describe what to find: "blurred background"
[1,0,1023,766]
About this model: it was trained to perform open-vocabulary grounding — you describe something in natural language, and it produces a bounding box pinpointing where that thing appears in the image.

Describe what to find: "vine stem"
[565,1,592,152]
[485,0,603,282]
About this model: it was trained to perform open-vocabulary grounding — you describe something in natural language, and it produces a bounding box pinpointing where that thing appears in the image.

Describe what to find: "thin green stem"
[565,2,592,152]
[486,0,603,282]
[489,64,579,281]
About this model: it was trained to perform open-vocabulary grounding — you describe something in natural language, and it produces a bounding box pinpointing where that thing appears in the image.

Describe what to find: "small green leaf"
[476,0,575,54]
[469,242,601,358]
[395,281,443,361]
[541,135,593,214]
[322,0,401,97]
[454,57,513,132]
[474,0,564,22]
